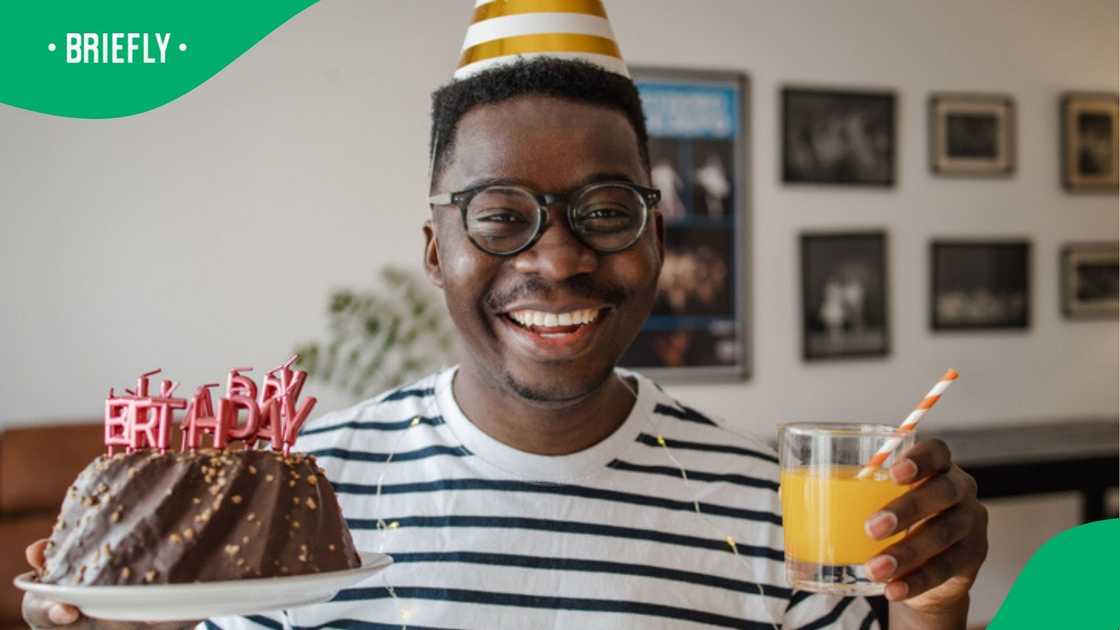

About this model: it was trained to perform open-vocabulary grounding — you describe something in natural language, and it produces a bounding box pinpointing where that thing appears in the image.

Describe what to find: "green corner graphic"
[988,518,1119,629]
[0,0,317,118]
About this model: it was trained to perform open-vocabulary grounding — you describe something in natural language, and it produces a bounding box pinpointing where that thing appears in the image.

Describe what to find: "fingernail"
[865,511,898,539]
[49,604,78,625]
[891,458,918,483]
[885,581,910,601]
[866,555,897,581]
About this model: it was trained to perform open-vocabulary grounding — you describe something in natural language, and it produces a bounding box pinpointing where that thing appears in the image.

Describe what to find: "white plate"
[14,551,392,622]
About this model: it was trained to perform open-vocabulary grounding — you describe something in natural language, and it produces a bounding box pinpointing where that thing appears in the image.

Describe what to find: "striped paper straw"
[856,369,960,480]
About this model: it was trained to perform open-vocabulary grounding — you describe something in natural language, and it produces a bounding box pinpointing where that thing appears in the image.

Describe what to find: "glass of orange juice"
[778,423,915,595]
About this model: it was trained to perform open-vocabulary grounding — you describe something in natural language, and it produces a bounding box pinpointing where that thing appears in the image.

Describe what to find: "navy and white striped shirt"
[208,367,883,629]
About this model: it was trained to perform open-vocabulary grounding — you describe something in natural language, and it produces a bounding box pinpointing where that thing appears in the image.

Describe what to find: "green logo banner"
[0,0,317,118]
[988,518,1118,629]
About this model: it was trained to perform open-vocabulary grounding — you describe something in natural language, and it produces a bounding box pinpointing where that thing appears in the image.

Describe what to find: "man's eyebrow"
[460,172,637,192]
[575,172,637,187]
[461,176,525,189]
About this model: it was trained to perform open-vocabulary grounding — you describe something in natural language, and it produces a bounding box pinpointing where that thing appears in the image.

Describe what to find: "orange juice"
[780,466,908,565]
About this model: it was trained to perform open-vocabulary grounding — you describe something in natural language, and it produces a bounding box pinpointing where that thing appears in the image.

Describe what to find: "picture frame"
[800,232,890,360]
[782,87,896,186]
[931,241,1031,331]
[1061,92,1119,191]
[620,67,750,381]
[929,93,1014,176]
[1061,242,1119,319]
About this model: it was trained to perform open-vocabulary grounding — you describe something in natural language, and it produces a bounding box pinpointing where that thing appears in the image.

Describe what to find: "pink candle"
[131,380,186,453]
[104,387,132,456]
[223,367,261,445]
[256,357,316,456]
[180,383,228,450]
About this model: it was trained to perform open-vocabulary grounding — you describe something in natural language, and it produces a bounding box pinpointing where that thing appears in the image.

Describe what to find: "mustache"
[485,275,630,312]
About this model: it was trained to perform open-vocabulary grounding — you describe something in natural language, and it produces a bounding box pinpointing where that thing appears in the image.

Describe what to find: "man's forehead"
[443,96,645,192]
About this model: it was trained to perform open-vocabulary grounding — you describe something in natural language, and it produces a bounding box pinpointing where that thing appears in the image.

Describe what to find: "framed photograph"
[1062,92,1119,191]
[1061,242,1119,318]
[800,232,889,360]
[620,67,749,380]
[931,241,1030,330]
[929,93,1014,176]
[782,87,895,186]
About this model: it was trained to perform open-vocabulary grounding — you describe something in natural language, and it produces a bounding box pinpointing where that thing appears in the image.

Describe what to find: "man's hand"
[22,539,199,630]
[23,539,83,628]
[863,439,989,628]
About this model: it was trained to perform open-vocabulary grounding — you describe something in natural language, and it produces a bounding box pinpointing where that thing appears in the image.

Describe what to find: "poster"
[620,69,749,380]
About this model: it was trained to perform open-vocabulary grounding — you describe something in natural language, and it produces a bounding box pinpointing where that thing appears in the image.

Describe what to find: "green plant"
[294,266,455,400]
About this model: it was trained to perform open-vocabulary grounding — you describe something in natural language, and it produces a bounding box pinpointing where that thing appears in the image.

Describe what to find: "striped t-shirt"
[208,367,884,629]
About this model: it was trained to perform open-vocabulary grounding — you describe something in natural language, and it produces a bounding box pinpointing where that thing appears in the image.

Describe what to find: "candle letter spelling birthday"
[255,356,317,456]
[104,369,187,455]
[105,356,316,456]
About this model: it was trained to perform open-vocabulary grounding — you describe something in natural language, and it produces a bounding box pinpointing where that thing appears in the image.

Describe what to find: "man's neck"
[451,365,636,456]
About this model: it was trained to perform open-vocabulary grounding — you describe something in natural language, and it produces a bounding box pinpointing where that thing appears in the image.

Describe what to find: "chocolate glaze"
[41,450,361,585]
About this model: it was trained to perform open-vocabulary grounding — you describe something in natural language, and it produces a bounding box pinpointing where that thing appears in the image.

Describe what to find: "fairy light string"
[651,426,781,630]
[369,414,420,625]
[360,374,783,630]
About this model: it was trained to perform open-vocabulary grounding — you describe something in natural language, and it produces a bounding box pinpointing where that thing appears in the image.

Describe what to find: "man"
[24,5,988,629]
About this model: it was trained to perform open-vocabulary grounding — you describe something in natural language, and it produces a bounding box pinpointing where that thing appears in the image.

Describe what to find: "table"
[930,419,1119,523]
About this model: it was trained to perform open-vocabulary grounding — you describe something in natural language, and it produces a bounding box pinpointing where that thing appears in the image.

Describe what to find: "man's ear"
[422,219,444,289]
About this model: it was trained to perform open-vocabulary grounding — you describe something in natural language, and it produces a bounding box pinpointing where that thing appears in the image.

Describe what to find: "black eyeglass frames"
[427,180,661,256]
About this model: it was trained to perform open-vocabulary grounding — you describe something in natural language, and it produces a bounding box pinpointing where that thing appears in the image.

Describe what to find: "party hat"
[455,0,630,80]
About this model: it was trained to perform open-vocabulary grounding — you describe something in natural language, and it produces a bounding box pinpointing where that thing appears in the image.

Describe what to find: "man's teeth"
[508,308,599,328]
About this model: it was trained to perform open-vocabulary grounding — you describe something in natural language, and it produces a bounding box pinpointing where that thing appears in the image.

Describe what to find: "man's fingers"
[867,466,977,537]
[882,538,979,602]
[866,503,974,581]
[891,438,952,484]
[23,540,83,628]
[23,593,80,628]
[26,538,48,570]
[48,604,80,625]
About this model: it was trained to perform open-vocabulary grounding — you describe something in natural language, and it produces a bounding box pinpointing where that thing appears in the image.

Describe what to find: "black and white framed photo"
[929,93,1014,176]
[800,232,889,360]
[1061,242,1119,318]
[931,241,1030,331]
[783,87,895,186]
[620,67,750,380]
[1062,93,1119,191]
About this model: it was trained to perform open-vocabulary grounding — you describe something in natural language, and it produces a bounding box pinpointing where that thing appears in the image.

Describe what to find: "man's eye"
[578,205,634,232]
[582,206,627,219]
[476,210,528,223]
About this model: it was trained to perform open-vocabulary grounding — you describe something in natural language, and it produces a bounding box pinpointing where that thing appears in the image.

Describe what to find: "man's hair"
[428,57,650,187]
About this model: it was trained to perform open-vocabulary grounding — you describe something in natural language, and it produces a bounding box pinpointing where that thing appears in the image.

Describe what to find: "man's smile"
[493,304,614,359]
[507,306,602,329]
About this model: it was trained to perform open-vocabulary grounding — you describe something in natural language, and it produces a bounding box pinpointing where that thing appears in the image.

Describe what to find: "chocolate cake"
[40,449,361,585]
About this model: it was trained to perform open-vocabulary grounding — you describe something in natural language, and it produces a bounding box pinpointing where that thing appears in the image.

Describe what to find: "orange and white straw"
[856,369,959,479]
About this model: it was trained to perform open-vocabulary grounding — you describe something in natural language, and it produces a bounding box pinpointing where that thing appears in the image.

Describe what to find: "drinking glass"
[778,423,915,595]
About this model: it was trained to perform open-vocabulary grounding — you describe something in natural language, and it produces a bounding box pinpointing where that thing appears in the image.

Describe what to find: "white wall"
[1,0,1116,623]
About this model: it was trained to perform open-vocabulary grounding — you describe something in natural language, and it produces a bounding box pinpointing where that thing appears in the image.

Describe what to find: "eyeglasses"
[428,181,661,256]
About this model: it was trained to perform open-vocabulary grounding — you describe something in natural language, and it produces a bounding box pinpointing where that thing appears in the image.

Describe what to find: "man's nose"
[510,213,598,280]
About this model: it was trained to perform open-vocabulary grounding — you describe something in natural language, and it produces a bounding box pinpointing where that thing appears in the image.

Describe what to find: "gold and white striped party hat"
[455,0,629,80]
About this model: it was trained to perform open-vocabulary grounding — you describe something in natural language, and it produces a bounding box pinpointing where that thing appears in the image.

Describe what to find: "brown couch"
[0,423,104,629]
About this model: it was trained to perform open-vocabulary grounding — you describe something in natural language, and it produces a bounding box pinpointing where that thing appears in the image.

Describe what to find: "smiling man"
[23,3,988,630]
